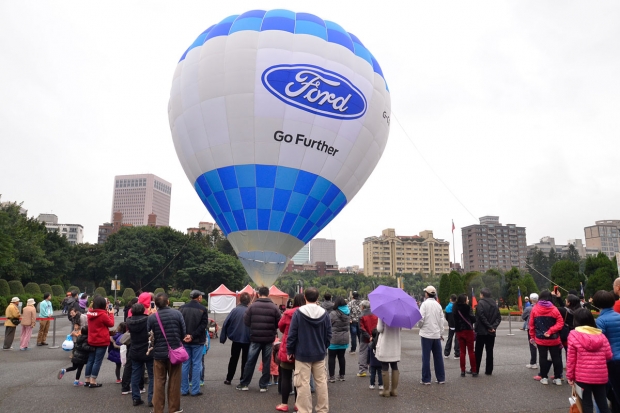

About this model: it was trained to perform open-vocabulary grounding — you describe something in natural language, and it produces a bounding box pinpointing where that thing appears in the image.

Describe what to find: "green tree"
[40,283,52,294]
[438,273,450,307]
[527,247,549,290]
[8,280,24,295]
[502,267,522,306]
[94,287,107,297]
[584,253,617,296]
[587,268,614,296]
[522,273,539,296]
[28,230,74,285]
[449,271,465,296]
[70,243,107,289]
[24,282,41,295]
[0,279,10,296]
[550,260,584,293]
[51,285,65,298]
[122,288,136,302]
[565,244,581,263]
[481,269,502,299]
[182,289,191,299]
[462,271,481,293]
[154,288,165,295]
[548,248,559,268]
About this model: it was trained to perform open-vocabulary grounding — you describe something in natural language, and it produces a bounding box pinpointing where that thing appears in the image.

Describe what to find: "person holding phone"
[84,296,115,387]
[129,292,156,317]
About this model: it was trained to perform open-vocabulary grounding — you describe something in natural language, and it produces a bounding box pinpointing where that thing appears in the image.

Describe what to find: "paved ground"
[0,313,571,412]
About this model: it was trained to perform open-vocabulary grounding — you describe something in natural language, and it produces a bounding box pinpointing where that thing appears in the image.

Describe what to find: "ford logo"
[261,64,367,120]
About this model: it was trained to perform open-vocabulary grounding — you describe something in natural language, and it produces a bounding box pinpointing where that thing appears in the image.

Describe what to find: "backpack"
[559,310,574,342]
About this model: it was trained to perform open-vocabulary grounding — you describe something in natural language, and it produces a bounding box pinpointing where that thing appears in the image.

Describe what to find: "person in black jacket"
[58,326,91,386]
[127,303,154,407]
[454,294,477,377]
[474,288,501,375]
[221,292,251,385]
[236,286,281,392]
[147,293,186,413]
[179,290,209,396]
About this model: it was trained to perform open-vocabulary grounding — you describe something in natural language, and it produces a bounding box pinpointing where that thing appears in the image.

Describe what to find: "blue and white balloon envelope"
[169,10,391,286]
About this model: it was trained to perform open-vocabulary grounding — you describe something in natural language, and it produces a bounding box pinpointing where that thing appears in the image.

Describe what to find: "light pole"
[114,274,118,304]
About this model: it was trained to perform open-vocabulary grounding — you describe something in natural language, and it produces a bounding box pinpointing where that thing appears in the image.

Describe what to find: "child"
[566,308,613,413]
[369,329,383,390]
[108,322,126,384]
[58,326,91,386]
[259,336,280,386]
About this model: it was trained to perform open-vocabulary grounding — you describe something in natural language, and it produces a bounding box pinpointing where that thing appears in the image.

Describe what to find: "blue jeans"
[84,346,107,380]
[240,342,272,388]
[369,366,383,386]
[350,322,359,352]
[181,344,203,395]
[421,337,445,383]
[132,359,153,403]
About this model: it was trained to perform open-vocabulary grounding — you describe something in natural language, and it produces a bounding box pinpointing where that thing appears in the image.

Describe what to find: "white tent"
[208,284,236,313]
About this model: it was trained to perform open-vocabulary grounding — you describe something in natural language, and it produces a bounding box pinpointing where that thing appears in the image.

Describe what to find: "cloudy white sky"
[1,1,619,267]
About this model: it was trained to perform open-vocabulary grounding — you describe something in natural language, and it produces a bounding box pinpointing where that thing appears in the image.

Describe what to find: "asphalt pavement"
[0,313,571,412]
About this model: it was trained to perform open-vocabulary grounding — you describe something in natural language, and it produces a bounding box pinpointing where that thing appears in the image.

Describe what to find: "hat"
[27,298,35,306]
[190,290,205,299]
[10,297,19,303]
[423,286,437,295]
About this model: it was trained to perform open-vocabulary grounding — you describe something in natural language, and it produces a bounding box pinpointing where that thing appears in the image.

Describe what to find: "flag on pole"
[471,287,478,309]
[452,220,455,233]
[518,287,523,312]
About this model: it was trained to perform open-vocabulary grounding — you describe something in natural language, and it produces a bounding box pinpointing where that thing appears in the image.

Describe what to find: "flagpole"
[452,219,456,269]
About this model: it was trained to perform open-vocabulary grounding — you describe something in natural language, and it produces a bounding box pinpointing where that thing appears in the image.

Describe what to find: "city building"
[527,236,598,259]
[339,265,362,273]
[283,261,339,276]
[462,216,527,272]
[310,238,337,266]
[291,244,310,265]
[0,196,27,215]
[36,214,84,245]
[584,220,620,259]
[111,174,171,227]
[98,211,132,244]
[363,228,451,277]
[187,221,220,235]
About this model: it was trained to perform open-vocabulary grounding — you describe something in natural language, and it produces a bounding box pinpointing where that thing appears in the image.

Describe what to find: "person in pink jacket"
[528,290,564,385]
[566,308,613,413]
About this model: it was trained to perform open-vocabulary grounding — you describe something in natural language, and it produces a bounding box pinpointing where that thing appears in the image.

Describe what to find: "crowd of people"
[3,276,620,413]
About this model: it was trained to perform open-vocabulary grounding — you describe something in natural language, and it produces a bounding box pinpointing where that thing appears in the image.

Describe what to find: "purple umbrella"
[368,285,421,329]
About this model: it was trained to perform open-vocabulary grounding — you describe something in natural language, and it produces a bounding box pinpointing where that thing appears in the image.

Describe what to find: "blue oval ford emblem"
[261,64,367,120]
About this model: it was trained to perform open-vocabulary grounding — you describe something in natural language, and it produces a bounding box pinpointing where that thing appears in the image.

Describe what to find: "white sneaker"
[526,364,538,369]
[378,385,384,390]
[369,385,375,389]
[453,356,459,359]
[540,378,549,385]
[443,355,449,359]
[553,379,562,386]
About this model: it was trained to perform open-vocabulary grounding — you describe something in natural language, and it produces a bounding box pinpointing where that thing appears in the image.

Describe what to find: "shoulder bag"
[154,312,189,365]
[458,310,476,341]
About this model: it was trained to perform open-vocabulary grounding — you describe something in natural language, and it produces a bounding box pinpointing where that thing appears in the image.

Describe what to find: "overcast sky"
[1,1,619,268]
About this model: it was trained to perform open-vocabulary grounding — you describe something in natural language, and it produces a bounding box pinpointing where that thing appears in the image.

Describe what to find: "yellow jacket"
[5,303,20,327]
[21,305,36,328]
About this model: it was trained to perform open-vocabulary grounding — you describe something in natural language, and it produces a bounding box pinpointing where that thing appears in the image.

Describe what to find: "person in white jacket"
[418,286,446,384]
[375,318,401,397]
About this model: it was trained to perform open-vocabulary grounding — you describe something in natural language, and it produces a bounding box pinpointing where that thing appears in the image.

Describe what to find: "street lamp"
[114,274,118,304]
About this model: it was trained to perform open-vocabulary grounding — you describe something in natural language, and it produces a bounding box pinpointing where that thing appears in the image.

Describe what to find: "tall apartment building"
[292,243,310,265]
[363,228,450,277]
[527,236,598,259]
[584,220,620,258]
[36,214,84,245]
[111,174,171,227]
[462,216,527,273]
[310,238,337,266]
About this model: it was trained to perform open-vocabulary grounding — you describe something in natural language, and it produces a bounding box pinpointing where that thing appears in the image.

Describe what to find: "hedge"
[154,288,165,295]
[25,282,42,295]
[40,283,52,294]
[51,285,65,298]
[181,289,191,299]
[8,280,24,295]
[122,288,136,302]
[69,285,81,294]
[94,287,107,297]
[0,279,10,297]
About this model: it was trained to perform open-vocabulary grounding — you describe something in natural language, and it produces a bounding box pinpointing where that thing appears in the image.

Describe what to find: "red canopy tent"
[268,285,289,306]
[236,284,256,304]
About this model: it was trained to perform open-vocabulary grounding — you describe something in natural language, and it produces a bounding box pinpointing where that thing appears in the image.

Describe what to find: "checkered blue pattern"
[194,164,347,244]
[179,9,386,82]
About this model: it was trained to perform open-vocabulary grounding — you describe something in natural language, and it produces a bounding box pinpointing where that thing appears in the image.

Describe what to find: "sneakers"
[443,355,450,359]
[122,390,131,395]
[259,387,268,393]
[133,399,144,406]
[461,371,466,377]
[338,375,345,381]
[526,364,538,369]
[116,379,122,384]
[73,380,84,386]
[58,369,65,380]
[357,372,367,377]
[378,385,384,390]
[349,351,356,355]
[420,380,431,385]
[328,376,336,383]
[553,379,562,386]
[540,378,549,385]
[436,380,446,384]
[236,384,249,391]
[140,388,146,394]
[224,380,231,385]
[275,404,289,412]
[533,375,542,381]
[453,356,459,359]
[200,381,204,386]
[369,385,375,389]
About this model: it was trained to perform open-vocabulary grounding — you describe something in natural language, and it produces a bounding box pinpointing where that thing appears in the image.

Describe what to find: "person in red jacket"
[276,293,305,412]
[614,278,620,314]
[566,308,613,413]
[528,290,564,386]
[84,296,115,387]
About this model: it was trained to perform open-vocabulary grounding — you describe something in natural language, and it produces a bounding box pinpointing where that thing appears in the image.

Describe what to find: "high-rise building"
[291,243,310,265]
[111,174,171,227]
[527,236,598,259]
[584,220,620,258]
[462,216,527,273]
[310,238,337,266]
[36,214,84,245]
[363,229,450,277]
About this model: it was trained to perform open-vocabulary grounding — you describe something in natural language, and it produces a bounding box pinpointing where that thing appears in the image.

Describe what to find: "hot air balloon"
[169,10,391,286]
